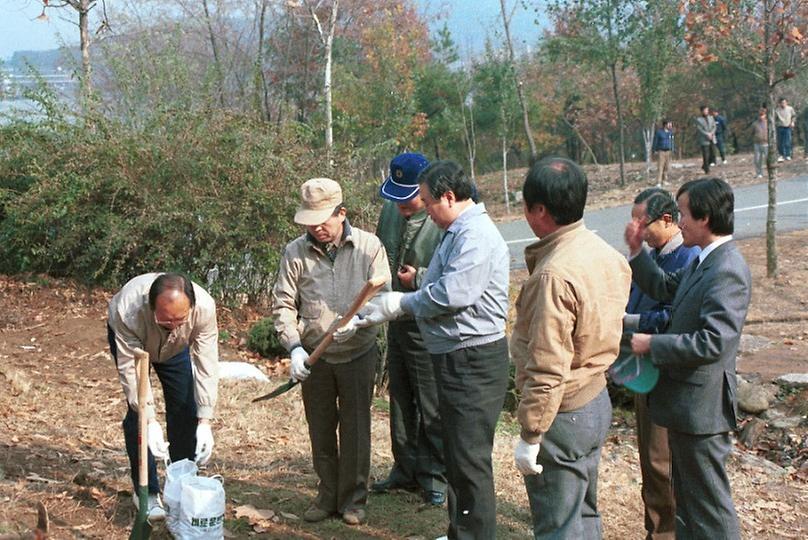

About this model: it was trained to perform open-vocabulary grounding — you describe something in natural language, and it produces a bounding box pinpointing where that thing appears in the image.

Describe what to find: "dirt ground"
[2,179,808,538]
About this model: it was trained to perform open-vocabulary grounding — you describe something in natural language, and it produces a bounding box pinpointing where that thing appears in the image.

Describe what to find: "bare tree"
[38,0,111,101]
[303,0,339,165]
[499,0,538,164]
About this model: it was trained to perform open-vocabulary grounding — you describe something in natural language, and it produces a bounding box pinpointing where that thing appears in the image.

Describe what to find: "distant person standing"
[695,105,717,174]
[752,108,768,178]
[775,97,796,161]
[712,109,728,164]
[652,119,674,186]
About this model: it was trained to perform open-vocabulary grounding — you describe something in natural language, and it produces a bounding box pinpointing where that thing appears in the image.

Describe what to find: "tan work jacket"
[511,221,631,443]
[108,273,219,420]
[272,222,391,363]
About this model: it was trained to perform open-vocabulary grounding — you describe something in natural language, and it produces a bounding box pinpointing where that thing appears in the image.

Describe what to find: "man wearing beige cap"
[271,177,391,526]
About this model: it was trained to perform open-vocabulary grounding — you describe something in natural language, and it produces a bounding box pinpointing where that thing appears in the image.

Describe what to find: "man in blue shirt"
[622,187,700,540]
[358,160,510,540]
[652,119,675,186]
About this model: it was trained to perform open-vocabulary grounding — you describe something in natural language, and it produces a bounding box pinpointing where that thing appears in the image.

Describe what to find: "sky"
[0,0,543,61]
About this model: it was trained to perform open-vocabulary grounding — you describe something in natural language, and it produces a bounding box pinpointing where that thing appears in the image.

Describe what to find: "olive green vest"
[375,200,443,292]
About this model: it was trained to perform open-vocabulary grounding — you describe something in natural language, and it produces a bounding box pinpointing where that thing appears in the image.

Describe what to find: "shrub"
[0,102,379,305]
[247,317,286,359]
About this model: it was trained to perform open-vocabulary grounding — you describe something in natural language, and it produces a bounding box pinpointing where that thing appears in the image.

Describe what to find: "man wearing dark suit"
[624,177,751,540]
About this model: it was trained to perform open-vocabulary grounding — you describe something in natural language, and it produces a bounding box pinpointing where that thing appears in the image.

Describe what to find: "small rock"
[775,373,808,388]
[737,380,772,413]
[769,416,804,430]
[737,452,787,476]
[762,408,785,421]
[738,417,766,448]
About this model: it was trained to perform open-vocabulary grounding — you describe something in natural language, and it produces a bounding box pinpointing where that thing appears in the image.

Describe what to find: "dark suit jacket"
[629,241,752,435]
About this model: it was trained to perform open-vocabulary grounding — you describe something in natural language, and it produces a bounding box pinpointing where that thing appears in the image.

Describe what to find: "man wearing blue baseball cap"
[372,152,447,506]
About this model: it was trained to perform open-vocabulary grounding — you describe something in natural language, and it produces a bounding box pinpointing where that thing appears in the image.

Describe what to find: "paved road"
[499,176,808,269]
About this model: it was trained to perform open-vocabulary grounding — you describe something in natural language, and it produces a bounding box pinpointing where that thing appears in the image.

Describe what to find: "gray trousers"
[301,345,376,514]
[754,143,768,176]
[668,430,740,540]
[386,320,447,493]
[433,337,509,540]
[524,387,612,540]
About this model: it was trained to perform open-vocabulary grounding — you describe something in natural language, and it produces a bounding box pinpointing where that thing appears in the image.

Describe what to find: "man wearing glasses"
[622,188,700,540]
[107,272,220,520]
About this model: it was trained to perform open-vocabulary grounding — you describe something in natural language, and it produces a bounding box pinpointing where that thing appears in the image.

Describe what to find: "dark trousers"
[700,144,715,173]
[386,320,447,493]
[668,430,740,540]
[301,345,376,514]
[777,126,792,158]
[432,337,509,540]
[715,135,726,161]
[524,387,612,540]
[108,326,198,494]
[635,394,675,540]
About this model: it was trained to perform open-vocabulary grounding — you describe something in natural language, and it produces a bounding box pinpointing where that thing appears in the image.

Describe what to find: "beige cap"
[294,177,343,225]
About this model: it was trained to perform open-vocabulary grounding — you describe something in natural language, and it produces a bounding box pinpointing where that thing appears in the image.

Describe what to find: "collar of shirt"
[698,235,732,267]
[656,231,684,258]
[446,202,486,235]
[306,219,354,253]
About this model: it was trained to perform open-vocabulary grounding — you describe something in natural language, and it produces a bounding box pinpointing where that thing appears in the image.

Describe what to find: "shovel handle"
[133,348,150,490]
[305,276,387,368]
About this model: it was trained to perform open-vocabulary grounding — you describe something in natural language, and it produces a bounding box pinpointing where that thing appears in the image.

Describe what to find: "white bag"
[168,474,225,540]
[164,459,198,529]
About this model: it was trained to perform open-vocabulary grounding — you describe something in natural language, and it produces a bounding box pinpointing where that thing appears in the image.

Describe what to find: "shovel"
[129,348,152,540]
[253,276,387,402]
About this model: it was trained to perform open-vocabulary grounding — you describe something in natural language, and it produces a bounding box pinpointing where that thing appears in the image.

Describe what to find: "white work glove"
[333,315,361,343]
[514,438,543,476]
[195,422,214,466]
[147,421,170,460]
[355,292,405,327]
[290,346,311,382]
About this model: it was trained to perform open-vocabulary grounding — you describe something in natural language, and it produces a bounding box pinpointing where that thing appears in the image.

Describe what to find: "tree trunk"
[202,0,226,107]
[306,0,339,166]
[78,0,91,100]
[458,86,477,181]
[323,0,338,165]
[254,0,269,121]
[502,130,510,215]
[643,124,654,183]
[561,116,599,166]
[499,0,538,164]
[610,62,626,186]
[764,1,778,278]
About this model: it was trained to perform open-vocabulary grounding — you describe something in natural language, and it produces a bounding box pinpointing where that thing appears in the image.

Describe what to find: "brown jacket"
[511,221,631,443]
[108,273,219,420]
[272,222,391,363]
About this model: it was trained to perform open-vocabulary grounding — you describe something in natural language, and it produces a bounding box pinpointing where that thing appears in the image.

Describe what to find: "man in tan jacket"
[511,157,631,539]
[108,272,219,520]
[272,178,390,526]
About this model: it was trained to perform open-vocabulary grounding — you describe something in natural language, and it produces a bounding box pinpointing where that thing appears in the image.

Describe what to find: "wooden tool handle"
[305,276,387,367]
[133,348,150,489]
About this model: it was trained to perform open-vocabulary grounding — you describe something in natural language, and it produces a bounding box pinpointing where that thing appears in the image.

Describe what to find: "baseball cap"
[609,354,660,394]
[380,152,429,202]
[294,178,343,225]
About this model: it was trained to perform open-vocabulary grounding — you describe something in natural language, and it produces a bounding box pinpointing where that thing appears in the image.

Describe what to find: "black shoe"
[370,476,418,493]
[423,490,446,506]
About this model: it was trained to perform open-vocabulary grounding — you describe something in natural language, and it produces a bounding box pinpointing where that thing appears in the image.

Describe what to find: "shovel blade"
[129,486,152,539]
[252,379,299,402]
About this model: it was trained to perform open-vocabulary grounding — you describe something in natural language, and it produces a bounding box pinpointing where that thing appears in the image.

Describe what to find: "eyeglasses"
[154,312,190,328]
